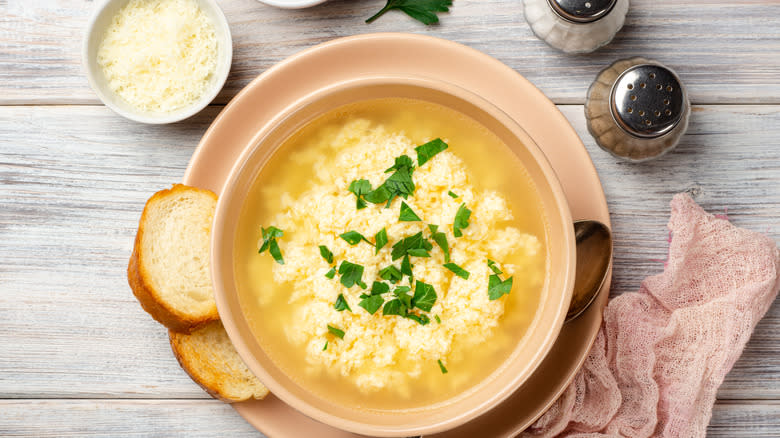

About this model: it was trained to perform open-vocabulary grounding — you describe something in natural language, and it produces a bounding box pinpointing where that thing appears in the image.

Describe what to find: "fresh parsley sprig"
[366,0,452,25]
[258,226,284,265]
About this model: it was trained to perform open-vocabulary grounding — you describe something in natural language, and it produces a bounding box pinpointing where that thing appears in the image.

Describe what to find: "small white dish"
[82,0,233,124]
[257,0,327,9]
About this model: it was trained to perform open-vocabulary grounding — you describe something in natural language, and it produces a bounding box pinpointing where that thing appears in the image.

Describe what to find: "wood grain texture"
[2,0,780,105]
[0,400,778,437]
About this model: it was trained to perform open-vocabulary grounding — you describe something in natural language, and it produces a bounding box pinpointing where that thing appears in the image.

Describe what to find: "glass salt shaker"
[523,0,629,54]
[585,57,690,162]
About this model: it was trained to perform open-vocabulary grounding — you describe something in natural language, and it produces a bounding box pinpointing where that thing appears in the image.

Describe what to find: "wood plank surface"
[2,0,780,105]
[0,400,778,437]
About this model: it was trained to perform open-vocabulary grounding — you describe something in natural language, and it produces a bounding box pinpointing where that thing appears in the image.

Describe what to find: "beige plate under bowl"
[184,33,611,438]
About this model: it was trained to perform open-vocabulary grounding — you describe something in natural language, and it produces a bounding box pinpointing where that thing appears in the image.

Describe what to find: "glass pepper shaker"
[523,0,629,54]
[585,57,690,162]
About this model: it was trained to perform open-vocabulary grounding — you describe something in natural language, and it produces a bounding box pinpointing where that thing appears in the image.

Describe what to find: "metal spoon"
[565,220,613,323]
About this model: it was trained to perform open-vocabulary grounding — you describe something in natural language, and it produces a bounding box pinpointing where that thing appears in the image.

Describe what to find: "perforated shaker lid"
[547,0,617,23]
[609,64,686,138]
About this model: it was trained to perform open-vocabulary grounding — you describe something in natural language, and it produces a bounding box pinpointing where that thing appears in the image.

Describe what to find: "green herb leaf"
[323,341,328,351]
[401,255,413,279]
[453,203,472,238]
[382,299,405,316]
[379,265,403,284]
[391,232,432,260]
[327,325,345,339]
[370,281,390,296]
[385,155,415,173]
[415,138,448,166]
[487,259,503,275]
[348,179,372,210]
[375,228,388,254]
[488,274,514,300]
[359,294,385,315]
[366,0,452,25]
[334,294,351,312]
[406,313,430,325]
[383,166,415,205]
[364,185,391,204]
[319,245,333,264]
[429,227,450,262]
[338,261,365,288]
[340,230,368,246]
[393,286,412,294]
[325,267,336,279]
[407,248,431,257]
[448,191,459,199]
[258,226,285,264]
[443,262,470,279]
[435,314,441,324]
[399,201,422,222]
[438,359,448,374]
[412,280,437,312]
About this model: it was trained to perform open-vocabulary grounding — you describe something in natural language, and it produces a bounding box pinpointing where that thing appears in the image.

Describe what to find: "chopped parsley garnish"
[382,299,404,316]
[323,341,328,351]
[448,191,459,199]
[400,255,414,279]
[334,294,351,312]
[370,281,390,296]
[379,265,403,283]
[325,267,336,279]
[487,259,503,275]
[429,224,450,262]
[363,155,416,207]
[412,280,437,312]
[340,230,369,246]
[258,226,284,265]
[338,261,365,288]
[348,179,371,210]
[394,285,413,308]
[319,245,333,264]
[443,262,470,279]
[488,274,514,301]
[366,0,452,25]
[453,203,472,238]
[385,154,415,173]
[415,138,448,166]
[399,201,422,222]
[375,228,388,254]
[407,313,430,325]
[435,314,441,324]
[438,359,448,374]
[391,232,433,260]
[363,185,391,204]
[359,294,385,315]
[327,324,345,339]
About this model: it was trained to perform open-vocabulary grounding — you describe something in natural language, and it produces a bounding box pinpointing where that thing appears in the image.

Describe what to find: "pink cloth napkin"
[522,193,780,438]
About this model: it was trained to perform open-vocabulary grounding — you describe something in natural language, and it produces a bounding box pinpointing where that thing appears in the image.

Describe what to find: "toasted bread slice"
[128,184,219,333]
[170,320,269,402]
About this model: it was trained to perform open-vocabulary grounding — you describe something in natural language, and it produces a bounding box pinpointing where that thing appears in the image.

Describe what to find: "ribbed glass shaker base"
[585,57,690,162]
[523,0,628,54]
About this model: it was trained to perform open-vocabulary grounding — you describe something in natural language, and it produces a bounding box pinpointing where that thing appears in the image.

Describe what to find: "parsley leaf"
[382,299,405,316]
[379,265,403,283]
[438,359,448,374]
[340,230,369,246]
[415,138,448,166]
[391,232,433,260]
[453,203,471,238]
[359,294,385,315]
[383,166,415,205]
[385,155,415,173]
[370,281,390,296]
[487,259,503,275]
[323,341,328,351]
[407,248,431,257]
[399,201,422,222]
[375,228,388,254]
[364,185,391,204]
[366,0,452,25]
[319,245,333,264]
[443,262,470,279]
[325,267,336,279]
[435,314,441,324]
[412,280,437,312]
[334,294,351,312]
[258,226,285,264]
[348,179,371,210]
[448,191,459,199]
[406,313,430,325]
[338,261,365,288]
[327,325,345,339]
[401,255,414,279]
[429,225,450,262]
[488,274,514,300]
[394,285,413,308]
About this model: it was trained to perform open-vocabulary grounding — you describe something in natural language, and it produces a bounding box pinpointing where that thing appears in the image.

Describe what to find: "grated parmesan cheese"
[97,0,218,114]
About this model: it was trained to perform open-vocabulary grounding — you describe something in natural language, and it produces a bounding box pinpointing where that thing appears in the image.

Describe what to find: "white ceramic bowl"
[82,0,233,124]
[257,0,327,8]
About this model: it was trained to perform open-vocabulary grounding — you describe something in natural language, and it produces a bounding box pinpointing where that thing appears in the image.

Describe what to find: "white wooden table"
[2,1,779,436]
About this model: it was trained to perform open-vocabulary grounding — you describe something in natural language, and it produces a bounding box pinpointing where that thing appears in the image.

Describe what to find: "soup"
[235,98,548,411]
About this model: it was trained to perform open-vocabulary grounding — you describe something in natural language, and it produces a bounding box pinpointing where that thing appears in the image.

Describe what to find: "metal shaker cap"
[609,64,685,138]
[547,0,617,23]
